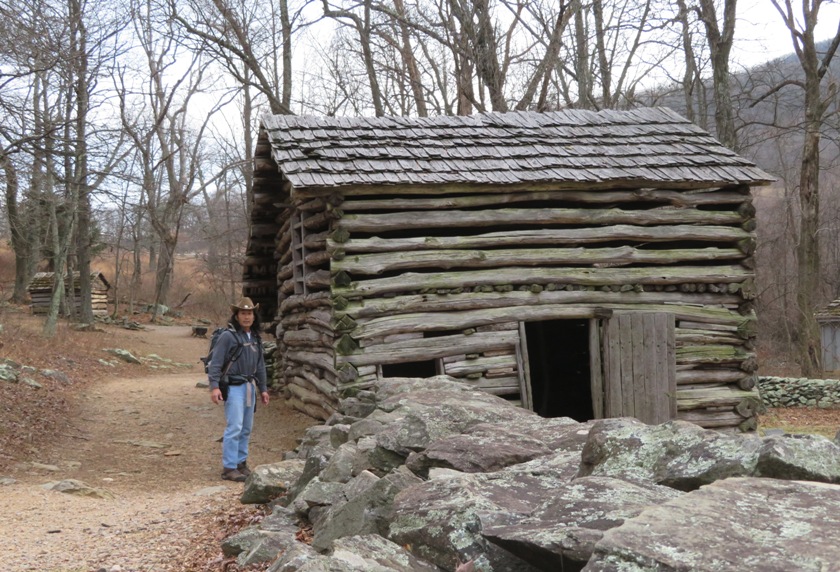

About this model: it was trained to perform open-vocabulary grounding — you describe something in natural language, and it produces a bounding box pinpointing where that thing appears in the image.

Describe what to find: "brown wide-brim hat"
[231,297,260,313]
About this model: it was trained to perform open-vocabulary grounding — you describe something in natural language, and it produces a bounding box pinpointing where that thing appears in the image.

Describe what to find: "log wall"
[321,185,759,430]
[272,196,342,421]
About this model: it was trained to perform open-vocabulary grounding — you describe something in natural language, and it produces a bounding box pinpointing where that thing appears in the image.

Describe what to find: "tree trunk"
[698,0,737,149]
[769,0,840,375]
[1,150,31,303]
[394,0,427,117]
[70,0,94,324]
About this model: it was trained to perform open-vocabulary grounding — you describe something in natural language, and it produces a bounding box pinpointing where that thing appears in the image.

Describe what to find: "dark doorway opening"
[525,319,593,421]
[381,360,437,378]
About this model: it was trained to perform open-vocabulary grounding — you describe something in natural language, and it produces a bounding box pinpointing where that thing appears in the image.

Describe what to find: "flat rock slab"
[41,479,116,500]
[584,477,840,572]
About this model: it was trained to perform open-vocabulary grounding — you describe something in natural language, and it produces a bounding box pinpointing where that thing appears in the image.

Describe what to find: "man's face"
[238,309,255,329]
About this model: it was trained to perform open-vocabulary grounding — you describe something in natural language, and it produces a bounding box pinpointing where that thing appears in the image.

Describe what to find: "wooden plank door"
[601,312,676,424]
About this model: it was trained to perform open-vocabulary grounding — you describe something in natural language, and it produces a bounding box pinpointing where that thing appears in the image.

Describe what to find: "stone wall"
[758,376,840,408]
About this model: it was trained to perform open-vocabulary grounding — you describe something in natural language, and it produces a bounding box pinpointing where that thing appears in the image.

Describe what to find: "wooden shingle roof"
[260,108,773,192]
[816,299,840,322]
[28,271,110,292]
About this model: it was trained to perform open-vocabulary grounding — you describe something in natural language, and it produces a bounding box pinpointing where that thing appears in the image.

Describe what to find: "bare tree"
[694,0,738,149]
[169,0,312,115]
[765,0,840,375]
[119,0,224,319]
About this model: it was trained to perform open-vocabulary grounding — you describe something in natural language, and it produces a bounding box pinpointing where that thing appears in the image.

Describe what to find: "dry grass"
[0,307,142,469]
[758,407,840,440]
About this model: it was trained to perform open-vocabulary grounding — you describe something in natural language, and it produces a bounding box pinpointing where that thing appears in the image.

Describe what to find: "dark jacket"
[207,328,267,393]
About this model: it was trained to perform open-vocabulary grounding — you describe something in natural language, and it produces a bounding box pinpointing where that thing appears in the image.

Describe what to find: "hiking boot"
[221,468,246,482]
[237,462,252,477]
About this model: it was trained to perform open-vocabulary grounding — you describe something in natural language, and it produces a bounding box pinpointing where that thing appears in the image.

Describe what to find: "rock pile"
[0,358,66,388]
[225,376,840,572]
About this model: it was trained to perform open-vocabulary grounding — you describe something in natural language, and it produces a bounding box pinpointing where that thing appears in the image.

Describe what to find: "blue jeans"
[222,383,255,469]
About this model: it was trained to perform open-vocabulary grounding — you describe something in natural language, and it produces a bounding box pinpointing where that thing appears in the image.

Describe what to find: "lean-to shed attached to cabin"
[244,108,773,431]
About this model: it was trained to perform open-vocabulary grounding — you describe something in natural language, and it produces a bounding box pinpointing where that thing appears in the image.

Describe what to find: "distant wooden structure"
[244,108,772,431]
[816,300,840,371]
[29,271,110,316]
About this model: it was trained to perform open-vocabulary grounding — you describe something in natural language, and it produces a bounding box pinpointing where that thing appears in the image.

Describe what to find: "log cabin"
[244,108,772,431]
[29,271,110,316]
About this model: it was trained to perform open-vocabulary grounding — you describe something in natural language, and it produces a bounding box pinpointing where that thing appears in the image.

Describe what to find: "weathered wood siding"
[272,198,342,421]
[327,185,760,430]
[29,272,110,316]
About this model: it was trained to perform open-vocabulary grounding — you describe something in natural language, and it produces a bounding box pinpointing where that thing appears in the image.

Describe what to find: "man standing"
[208,297,269,482]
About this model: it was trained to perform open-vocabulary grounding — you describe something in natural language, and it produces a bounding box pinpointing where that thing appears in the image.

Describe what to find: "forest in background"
[1,0,840,376]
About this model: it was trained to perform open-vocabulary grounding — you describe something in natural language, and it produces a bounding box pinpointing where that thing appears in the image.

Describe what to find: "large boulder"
[406,417,595,477]
[405,423,553,476]
[754,434,840,483]
[389,469,568,571]
[312,466,423,552]
[479,476,681,571]
[584,477,840,572]
[241,459,307,504]
[371,386,540,475]
[269,534,443,571]
[578,418,840,490]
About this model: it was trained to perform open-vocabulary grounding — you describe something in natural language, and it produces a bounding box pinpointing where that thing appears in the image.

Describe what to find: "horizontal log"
[308,181,749,197]
[677,353,754,368]
[676,386,760,411]
[277,263,294,281]
[241,278,276,290]
[254,155,279,176]
[305,250,331,267]
[287,379,328,405]
[253,190,289,208]
[286,349,335,372]
[341,290,743,319]
[339,188,749,211]
[332,246,745,276]
[279,292,332,313]
[350,305,612,341]
[281,279,296,295]
[302,210,338,231]
[277,230,292,255]
[456,378,520,396]
[675,329,744,346]
[333,266,751,299]
[337,207,743,233]
[445,354,518,376]
[289,370,338,400]
[678,320,739,332]
[304,230,329,251]
[244,254,276,267]
[306,269,331,289]
[336,331,519,367]
[675,369,747,385]
[330,225,751,254]
[284,328,334,347]
[300,197,327,212]
[675,410,747,428]
[285,396,332,421]
[281,309,332,329]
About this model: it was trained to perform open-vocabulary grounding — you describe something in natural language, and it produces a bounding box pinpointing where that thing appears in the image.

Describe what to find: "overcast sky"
[734,0,840,67]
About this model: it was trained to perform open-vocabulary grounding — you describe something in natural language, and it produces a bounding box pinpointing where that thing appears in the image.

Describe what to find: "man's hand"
[211,388,223,404]
[261,391,270,405]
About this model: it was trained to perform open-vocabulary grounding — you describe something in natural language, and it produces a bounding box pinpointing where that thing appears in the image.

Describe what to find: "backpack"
[200,327,243,376]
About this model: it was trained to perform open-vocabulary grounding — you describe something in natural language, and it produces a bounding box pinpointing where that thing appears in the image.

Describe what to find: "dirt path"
[1,325,314,572]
